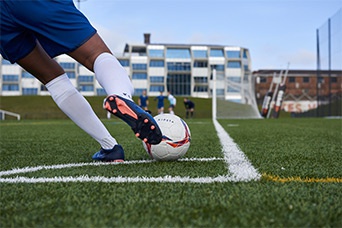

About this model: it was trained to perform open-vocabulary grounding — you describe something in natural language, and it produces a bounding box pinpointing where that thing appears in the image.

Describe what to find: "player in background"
[0,0,162,162]
[154,91,166,114]
[167,92,176,115]
[183,98,195,118]
[138,90,149,111]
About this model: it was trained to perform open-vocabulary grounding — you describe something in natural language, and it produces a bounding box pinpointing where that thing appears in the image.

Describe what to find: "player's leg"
[68,33,162,144]
[16,42,123,161]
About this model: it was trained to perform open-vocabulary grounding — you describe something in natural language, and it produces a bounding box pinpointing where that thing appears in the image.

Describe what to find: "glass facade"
[193,50,207,58]
[226,50,241,58]
[148,49,164,58]
[167,62,191,71]
[210,49,224,57]
[167,74,191,95]
[150,76,164,83]
[22,88,38,95]
[132,72,147,80]
[1,43,251,101]
[166,48,191,59]
[150,60,164,67]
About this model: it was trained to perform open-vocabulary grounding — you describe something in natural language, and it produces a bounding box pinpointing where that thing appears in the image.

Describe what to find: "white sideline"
[213,119,261,181]
[0,121,261,183]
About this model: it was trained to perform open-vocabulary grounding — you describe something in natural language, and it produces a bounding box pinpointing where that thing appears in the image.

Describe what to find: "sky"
[76,0,341,71]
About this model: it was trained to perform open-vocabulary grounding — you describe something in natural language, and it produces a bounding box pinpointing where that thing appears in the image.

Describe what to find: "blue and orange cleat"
[104,95,162,144]
[92,144,125,162]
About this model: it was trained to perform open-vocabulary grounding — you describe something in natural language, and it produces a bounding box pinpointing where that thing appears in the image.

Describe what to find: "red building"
[253,70,342,113]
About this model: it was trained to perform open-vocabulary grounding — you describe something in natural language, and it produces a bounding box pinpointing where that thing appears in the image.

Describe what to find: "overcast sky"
[76,0,341,71]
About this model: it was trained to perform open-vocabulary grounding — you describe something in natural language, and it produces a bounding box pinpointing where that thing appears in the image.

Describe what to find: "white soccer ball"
[143,114,191,161]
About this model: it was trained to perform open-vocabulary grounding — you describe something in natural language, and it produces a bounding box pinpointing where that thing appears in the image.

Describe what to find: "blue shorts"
[0,0,96,63]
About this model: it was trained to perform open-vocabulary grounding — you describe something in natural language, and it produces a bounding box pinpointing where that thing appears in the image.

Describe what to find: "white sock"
[46,74,117,149]
[94,52,134,100]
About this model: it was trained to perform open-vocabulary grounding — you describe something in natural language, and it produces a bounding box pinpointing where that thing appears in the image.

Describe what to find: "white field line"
[0,157,223,177]
[213,119,261,181]
[0,120,260,183]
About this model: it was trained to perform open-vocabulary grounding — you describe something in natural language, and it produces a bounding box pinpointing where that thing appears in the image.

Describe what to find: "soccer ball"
[143,114,191,161]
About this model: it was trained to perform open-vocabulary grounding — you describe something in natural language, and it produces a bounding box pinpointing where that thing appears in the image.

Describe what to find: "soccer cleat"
[104,95,162,144]
[92,144,125,162]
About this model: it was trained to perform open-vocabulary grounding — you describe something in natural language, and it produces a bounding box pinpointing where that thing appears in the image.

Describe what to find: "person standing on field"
[154,91,166,114]
[0,0,162,162]
[167,91,176,115]
[138,90,149,111]
[183,97,195,118]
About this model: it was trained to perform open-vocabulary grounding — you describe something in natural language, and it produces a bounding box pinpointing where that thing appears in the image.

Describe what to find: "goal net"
[211,69,262,119]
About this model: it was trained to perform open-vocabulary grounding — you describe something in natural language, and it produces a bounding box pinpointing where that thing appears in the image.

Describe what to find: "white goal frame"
[0,109,21,120]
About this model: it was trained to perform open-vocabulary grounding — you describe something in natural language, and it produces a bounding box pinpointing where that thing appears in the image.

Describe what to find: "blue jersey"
[0,0,96,63]
[139,95,148,108]
[155,96,166,109]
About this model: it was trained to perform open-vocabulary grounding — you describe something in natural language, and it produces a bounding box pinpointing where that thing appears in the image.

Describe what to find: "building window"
[2,84,19,91]
[243,49,248,58]
[167,73,191,95]
[228,76,241,83]
[59,62,75,69]
[227,61,241,68]
[80,85,94,91]
[194,85,208,92]
[244,65,249,71]
[192,50,207,58]
[149,60,164,67]
[167,62,191,71]
[148,49,164,58]
[331,77,337,83]
[227,86,240,93]
[22,71,34,78]
[134,88,146,95]
[150,85,165,92]
[119,59,130,67]
[288,77,295,83]
[78,75,94,82]
[3,74,19,82]
[1,58,12,65]
[226,50,240,58]
[303,77,310,83]
[194,77,208,83]
[41,85,48,91]
[150,76,164,83]
[166,48,191,59]
[67,72,76,79]
[193,61,208,68]
[96,88,106,96]
[259,77,267,83]
[132,63,147,70]
[210,49,224,57]
[216,89,225,95]
[132,72,147,80]
[22,88,38,95]
[210,64,225,71]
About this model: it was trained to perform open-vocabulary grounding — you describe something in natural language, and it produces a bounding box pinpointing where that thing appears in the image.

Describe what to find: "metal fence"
[315,8,342,117]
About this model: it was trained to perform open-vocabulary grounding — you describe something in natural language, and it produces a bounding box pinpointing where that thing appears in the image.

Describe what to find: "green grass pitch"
[0,117,341,227]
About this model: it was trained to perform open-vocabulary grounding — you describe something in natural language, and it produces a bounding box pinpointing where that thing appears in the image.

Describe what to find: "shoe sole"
[104,95,162,144]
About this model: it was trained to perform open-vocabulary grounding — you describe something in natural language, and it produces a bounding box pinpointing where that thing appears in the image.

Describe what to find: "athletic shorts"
[0,0,96,63]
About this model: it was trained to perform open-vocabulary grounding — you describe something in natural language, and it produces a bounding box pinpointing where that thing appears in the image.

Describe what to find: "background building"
[253,69,342,113]
[0,34,253,105]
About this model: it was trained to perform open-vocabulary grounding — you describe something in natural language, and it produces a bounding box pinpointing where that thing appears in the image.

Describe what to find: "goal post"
[211,69,262,119]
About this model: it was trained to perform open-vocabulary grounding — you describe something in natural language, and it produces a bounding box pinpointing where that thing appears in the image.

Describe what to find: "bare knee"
[68,33,111,71]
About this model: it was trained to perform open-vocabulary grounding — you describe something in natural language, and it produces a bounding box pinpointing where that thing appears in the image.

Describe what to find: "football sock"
[46,73,117,149]
[94,52,134,101]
